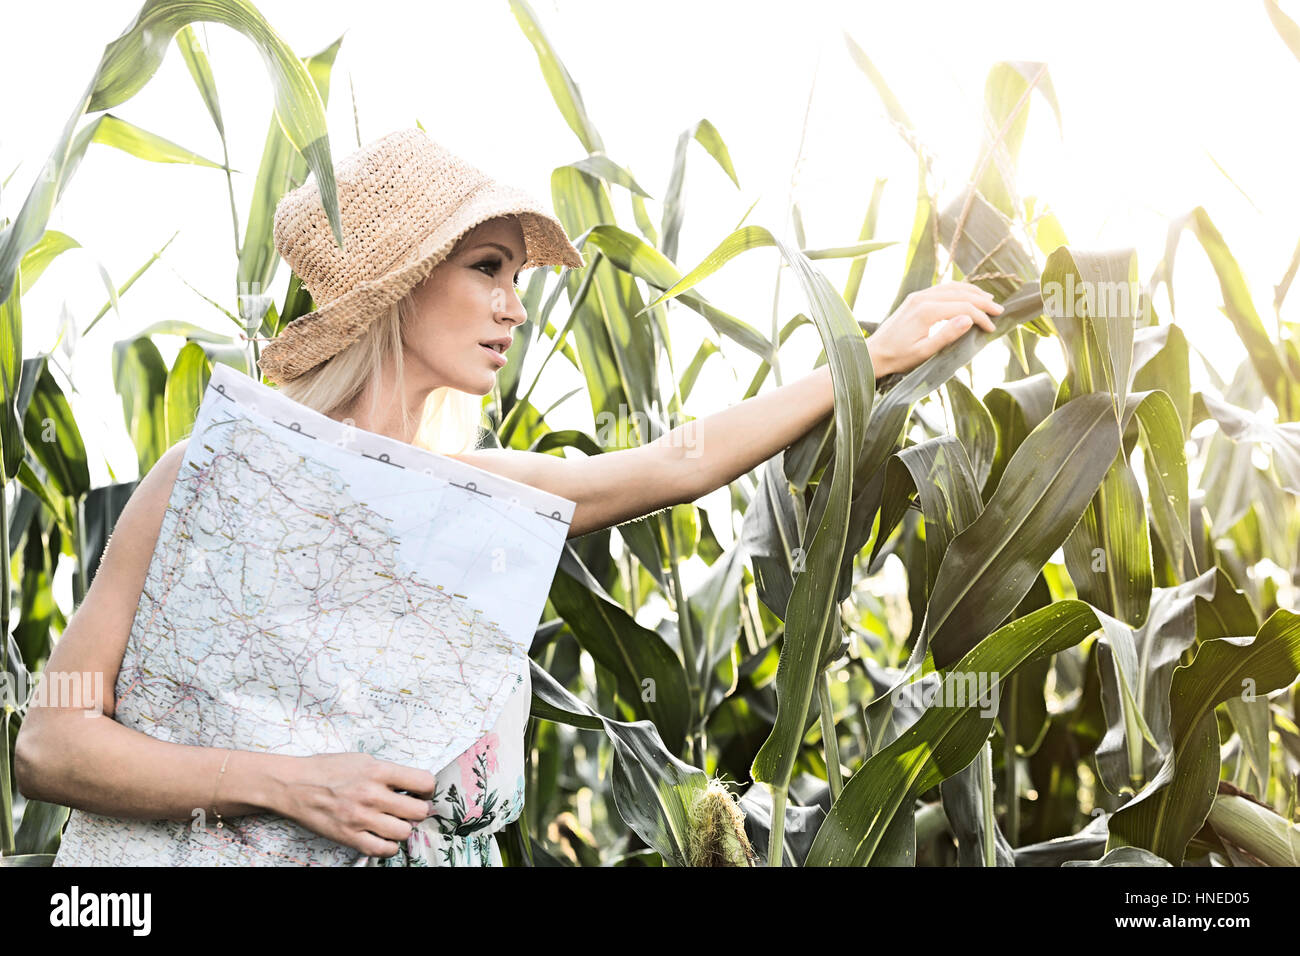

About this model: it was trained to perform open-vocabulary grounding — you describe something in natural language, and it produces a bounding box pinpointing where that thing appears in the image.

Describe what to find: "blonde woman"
[16,129,1000,866]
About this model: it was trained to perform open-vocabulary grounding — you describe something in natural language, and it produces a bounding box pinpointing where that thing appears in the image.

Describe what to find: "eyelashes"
[474,257,523,287]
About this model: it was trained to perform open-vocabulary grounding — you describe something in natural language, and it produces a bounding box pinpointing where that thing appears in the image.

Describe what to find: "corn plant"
[0,0,344,866]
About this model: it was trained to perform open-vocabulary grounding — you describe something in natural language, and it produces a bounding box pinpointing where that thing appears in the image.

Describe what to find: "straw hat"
[257,128,585,385]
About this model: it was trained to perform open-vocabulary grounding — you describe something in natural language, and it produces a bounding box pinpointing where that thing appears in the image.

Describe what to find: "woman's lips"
[480,344,508,368]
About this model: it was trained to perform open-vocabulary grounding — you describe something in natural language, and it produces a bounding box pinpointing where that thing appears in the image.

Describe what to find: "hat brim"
[258,182,584,385]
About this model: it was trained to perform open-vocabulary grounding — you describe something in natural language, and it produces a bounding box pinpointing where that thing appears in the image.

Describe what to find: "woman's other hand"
[869,281,1003,377]
[273,752,437,858]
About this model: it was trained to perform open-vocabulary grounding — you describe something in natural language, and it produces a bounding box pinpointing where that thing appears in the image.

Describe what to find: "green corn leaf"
[1091,569,1219,794]
[509,0,604,154]
[1062,447,1153,628]
[662,119,739,262]
[68,114,224,173]
[0,0,342,308]
[548,545,690,753]
[1160,207,1298,420]
[806,601,1101,865]
[586,225,775,362]
[925,392,1121,670]
[0,263,23,479]
[551,170,660,437]
[1107,609,1300,864]
[868,436,982,595]
[111,336,169,475]
[528,659,707,867]
[164,341,212,446]
[21,363,89,501]
[17,230,81,292]
[239,34,344,297]
[971,62,1061,221]
[566,155,653,198]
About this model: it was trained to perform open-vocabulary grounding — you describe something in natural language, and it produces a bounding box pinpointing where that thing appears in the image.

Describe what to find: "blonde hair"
[273,291,483,456]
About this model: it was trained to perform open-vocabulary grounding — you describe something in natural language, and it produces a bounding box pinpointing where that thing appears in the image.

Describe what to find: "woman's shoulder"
[97,439,192,587]
[22,438,196,725]
[140,438,192,505]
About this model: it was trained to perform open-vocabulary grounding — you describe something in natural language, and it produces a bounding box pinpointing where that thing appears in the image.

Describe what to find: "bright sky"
[3,1,1299,570]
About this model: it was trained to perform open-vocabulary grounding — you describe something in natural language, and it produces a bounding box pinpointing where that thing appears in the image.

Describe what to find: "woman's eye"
[474,258,522,288]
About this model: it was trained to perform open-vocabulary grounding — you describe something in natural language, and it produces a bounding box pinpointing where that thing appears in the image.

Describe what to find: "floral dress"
[366,672,529,867]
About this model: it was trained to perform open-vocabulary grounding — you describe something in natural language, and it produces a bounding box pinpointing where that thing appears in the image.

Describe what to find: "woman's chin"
[431,367,493,397]
[451,376,492,398]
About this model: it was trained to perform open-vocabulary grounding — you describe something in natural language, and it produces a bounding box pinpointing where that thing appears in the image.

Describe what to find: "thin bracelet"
[211,749,234,829]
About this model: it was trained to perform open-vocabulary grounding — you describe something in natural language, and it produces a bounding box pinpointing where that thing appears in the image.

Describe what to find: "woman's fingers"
[356,832,404,858]
[375,787,436,823]
[965,300,1000,331]
[365,811,417,844]
[376,760,438,798]
[874,282,1005,375]
[923,314,976,355]
[914,298,999,332]
[939,280,996,301]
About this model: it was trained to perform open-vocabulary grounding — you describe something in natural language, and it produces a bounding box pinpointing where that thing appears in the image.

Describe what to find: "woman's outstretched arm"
[453,283,1001,537]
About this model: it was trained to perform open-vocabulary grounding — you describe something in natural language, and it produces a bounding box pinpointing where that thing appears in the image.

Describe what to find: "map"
[53,362,573,865]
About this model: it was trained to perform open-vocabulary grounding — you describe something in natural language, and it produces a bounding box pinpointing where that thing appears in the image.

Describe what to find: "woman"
[16,129,1000,866]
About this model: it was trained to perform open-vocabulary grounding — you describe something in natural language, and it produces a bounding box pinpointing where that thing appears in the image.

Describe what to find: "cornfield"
[2,0,1299,874]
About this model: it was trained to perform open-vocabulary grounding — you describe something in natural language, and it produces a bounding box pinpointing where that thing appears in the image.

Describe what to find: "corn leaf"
[662,119,739,262]
[509,0,604,154]
[1107,609,1300,863]
[528,659,706,867]
[0,263,23,479]
[1160,207,1299,419]
[17,231,81,292]
[806,601,1101,865]
[21,364,89,501]
[163,341,212,446]
[0,0,342,308]
[925,392,1120,669]
[239,34,344,298]
[548,545,690,752]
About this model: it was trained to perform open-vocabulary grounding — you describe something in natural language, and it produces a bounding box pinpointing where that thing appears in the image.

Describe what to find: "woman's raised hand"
[868,281,1003,377]
[273,752,437,858]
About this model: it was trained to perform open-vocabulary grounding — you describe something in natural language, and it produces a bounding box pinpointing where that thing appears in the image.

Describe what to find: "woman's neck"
[328,375,428,446]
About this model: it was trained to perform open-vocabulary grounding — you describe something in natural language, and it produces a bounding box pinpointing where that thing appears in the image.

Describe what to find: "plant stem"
[1122,695,1145,791]
[979,741,995,867]
[73,497,88,610]
[1004,678,1019,846]
[767,780,787,867]
[0,471,12,856]
[818,674,842,802]
[627,550,640,615]
[664,521,702,765]
[738,580,759,656]
[222,139,241,260]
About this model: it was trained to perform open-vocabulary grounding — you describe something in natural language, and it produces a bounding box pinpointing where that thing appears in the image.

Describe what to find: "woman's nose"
[493,285,527,326]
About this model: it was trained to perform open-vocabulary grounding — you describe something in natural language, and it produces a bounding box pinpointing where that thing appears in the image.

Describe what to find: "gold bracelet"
[211,749,234,829]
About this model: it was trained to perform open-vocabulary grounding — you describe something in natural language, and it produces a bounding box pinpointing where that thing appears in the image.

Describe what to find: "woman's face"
[403,217,529,396]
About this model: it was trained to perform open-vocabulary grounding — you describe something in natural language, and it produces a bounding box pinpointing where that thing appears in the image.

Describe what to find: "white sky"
[3,0,1299,556]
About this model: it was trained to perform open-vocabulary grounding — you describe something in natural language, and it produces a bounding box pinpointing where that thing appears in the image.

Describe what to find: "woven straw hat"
[257,128,585,384]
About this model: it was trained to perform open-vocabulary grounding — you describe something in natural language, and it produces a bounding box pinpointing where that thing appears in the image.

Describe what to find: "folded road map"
[53,362,574,865]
